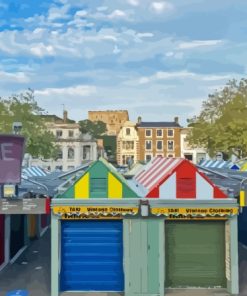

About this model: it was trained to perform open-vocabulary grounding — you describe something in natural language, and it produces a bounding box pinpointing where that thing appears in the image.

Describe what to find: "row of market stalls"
[0,166,53,272]
[199,158,247,171]
[51,157,240,296]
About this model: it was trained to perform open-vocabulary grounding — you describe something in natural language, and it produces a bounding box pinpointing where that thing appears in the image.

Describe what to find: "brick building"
[136,117,182,162]
[88,110,129,136]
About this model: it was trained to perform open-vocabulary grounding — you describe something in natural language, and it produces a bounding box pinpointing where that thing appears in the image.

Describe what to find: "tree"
[79,119,107,138]
[0,90,59,158]
[187,79,247,158]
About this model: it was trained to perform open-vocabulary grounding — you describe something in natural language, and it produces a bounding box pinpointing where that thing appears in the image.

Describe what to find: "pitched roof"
[137,121,181,128]
[134,156,227,199]
[57,158,140,198]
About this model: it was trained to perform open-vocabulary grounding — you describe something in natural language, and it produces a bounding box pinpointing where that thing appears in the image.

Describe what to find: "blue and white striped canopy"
[22,166,48,178]
[199,159,234,169]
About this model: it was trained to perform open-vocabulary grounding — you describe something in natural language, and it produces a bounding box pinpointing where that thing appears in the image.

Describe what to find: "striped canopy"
[22,166,48,178]
[134,156,227,199]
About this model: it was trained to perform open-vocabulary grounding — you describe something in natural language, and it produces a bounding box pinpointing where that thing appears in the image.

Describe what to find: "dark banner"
[0,135,25,184]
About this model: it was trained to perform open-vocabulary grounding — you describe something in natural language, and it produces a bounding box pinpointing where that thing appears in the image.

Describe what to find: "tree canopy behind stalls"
[79,119,107,138]
[187,79,247,158]
[0,90,59,159]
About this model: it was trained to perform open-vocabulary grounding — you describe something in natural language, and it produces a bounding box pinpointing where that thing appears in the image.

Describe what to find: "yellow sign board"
[151,207,239,216]
[53,206,139,219]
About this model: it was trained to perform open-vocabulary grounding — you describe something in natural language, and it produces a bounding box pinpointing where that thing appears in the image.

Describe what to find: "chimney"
[137,116,142,124]
[174,116,179,124]
[63,110,68,123]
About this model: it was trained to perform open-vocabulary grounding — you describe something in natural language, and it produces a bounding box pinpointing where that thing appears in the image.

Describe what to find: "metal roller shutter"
[61,220,124,292]
[166,221,226,288]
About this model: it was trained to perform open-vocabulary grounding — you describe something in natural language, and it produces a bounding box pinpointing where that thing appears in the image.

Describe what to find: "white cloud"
[137,32,154,38]
[35,85,96,96]
[30,44,55,57]
[178,40,223,49]
[47,4,71,21]
[108,10,127,19]
[127,0,139,6]
[151,1,174,13]
[137,71,233,84]
[75,10,88,17]
[0,71,30,83]
[139,71,195,84]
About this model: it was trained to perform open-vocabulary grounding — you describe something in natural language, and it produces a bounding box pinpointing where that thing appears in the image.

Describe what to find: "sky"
[0,0,246,126]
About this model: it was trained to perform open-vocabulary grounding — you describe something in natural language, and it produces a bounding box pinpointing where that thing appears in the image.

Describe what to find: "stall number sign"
[53,206,139,219]
[151,207,239,219]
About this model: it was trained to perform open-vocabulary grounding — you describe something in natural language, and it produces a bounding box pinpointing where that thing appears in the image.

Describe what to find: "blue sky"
[0,0,246,125]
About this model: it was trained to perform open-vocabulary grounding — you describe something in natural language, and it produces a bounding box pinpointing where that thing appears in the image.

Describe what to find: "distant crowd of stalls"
[199,158,247,171]
[0,161,92,272]
[197,158,247,246]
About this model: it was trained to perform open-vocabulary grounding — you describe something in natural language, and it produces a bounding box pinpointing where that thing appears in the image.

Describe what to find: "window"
[145,154,152,162]
[156,140,163,150]
[167,140,174,151]
[56,130,63,138]
[145,140,152,150]
[126,128,130,136]
[122,141,134,150]
[145,129,152,137]
[55,165,63,171]
[184,154,193,161]
[156,129,163,137]
[167,129,174,137]
[67,166,75,170]
[68,147,75,159]
[156,154,163,157]
[68,130,74,138]
[167,153,174,158]
[57,148,63,159]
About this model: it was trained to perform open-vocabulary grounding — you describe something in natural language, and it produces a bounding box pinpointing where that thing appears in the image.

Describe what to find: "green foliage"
[187,79,247,158]
[79,119,107,138]
[0,90,58,158]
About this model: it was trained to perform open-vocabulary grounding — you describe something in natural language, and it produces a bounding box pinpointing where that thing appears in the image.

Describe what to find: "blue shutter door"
[61,220,124,292]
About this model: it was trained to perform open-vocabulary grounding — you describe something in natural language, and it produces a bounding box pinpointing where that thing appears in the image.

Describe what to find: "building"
[31,111,97,172]
[117,121,139,166]
[137,117,181,162]
[180,127,208,164]
[51,157,239,296]
[88,110,129,136]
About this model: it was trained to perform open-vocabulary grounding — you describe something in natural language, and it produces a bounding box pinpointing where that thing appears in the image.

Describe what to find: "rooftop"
[137,121,181,128]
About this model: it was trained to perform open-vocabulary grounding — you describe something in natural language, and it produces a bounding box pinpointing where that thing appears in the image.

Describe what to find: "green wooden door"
[165,221,226,288]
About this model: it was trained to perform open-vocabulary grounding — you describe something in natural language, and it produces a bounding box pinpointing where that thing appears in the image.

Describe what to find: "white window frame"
[156,140,163,151]
[167,140,174,151]
[145,129,152,137]
[156,129,163,138]
[145,154,152,162]
[167,129,174,138]
[145,140,152,151]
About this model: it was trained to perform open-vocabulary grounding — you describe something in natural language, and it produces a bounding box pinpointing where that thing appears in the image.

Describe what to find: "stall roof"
[57,158,140,199]
[134,157,227,199]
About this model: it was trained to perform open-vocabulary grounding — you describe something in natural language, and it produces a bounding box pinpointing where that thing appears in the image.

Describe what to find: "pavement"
[0,229,247,296]
[0,227,50,296]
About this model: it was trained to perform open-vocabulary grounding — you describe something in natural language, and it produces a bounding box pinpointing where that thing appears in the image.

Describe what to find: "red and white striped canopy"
[134,157,227,199]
